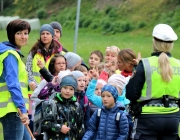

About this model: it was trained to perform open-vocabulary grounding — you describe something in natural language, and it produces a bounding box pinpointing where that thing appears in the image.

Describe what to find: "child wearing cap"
[41,75,85,140]
[70,70,90,131]
[82,84,129,140]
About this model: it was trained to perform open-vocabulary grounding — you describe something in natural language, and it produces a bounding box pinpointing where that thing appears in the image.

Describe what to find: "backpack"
[38,83,60,100]
[96,109,133,140]
[33,99,57,136]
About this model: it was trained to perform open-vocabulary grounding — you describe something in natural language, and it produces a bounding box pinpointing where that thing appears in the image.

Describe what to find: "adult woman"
[126,24,180,140]
[26,24,63,88]
[0,19,31,140]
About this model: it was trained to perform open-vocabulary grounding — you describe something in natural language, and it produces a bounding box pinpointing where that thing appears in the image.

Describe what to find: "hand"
[89,66,99,80]
[51,76,58,85]
[37,58,44,69]
[133,52,141,65]
[60,125,70,134]
[29,82,36,91]
[20,113,29,125]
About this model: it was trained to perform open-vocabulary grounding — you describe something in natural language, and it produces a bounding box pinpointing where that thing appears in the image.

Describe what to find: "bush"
[36,8,47,19]
[90,20,99,29]
[82,18,92,28]
[137,21,146,29]
[108,8,117,18]
[119,21,133,32]
[105,6,113,15]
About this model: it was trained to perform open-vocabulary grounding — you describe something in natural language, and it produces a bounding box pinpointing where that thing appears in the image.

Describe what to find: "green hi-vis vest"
[32,53,54,84]
[139,56,180,114]
[0,50,29,117]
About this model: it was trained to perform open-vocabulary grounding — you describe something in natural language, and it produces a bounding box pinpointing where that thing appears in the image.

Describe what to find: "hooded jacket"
[83,102,129,140]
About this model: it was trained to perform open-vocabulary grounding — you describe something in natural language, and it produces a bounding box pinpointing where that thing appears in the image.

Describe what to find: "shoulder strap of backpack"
[83,95,89,112]
[96,108,101,128]
[115,110,124,130]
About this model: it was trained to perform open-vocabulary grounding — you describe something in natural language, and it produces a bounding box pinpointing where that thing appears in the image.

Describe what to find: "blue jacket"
[0,41,27,113]
[75,91,90,131]
[82,102,129,140]
[86,79,130,107]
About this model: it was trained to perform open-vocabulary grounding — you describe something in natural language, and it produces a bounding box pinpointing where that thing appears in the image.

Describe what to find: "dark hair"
[29,39,60,58]
[6,19,31,46]
[90,50,104,62]
[48,54,67,75]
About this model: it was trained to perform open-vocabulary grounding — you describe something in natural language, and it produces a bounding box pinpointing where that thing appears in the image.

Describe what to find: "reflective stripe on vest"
[139,58,152,100]
[0,97,29,107]
[0,50,29,117]
[0,82,27,92]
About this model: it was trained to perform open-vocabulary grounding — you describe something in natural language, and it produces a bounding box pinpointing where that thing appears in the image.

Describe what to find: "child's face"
[77,76,85,91]
[105,51,117,62]
[54,57,66,73]
[61,86,74,99]
[95,83,103,96]
[101,91,115,108]
[89,53,101,68]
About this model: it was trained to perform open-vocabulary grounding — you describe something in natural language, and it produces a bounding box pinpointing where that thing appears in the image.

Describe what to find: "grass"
[0,28,180,64]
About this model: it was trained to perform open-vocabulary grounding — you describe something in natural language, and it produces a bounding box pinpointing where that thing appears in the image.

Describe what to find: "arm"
[26,52,38,86]
[4,54,27,114]
[117,113,129,140]
[30,79,47,102]
[82,110,98,140]
[86,79,102,107]
[39,67,54,82]
[126,61,145,101]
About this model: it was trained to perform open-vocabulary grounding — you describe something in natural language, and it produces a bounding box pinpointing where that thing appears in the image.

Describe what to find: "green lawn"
[0,28,180,64]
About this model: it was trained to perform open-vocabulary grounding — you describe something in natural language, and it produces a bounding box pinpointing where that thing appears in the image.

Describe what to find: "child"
[70,71,90,131]
[86,69,127,107]
[88,50,104,69]
[83,84,129,140]
[40,75,85,140]
[105,46,120,74]
[75,64,90,90]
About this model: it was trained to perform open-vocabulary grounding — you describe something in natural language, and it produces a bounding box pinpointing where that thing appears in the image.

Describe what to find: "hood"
[0,42,24,57]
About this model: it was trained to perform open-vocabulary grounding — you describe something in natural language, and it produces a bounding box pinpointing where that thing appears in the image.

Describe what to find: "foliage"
[2,0,180,34]
[36,8,47,19]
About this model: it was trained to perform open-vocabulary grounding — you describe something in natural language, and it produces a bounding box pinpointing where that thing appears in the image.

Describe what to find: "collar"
[151,52,172,57]
[2,41,24,58]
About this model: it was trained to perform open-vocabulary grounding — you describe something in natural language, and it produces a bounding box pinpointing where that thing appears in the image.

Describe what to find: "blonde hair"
[106,46,120,56]
[153,38,173,82]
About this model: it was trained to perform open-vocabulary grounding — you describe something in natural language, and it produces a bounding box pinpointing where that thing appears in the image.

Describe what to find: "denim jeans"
[0,112,31,140]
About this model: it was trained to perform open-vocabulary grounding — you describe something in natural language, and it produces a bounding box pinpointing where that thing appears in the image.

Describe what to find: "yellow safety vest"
[32,51,66,84]
[0,50,29,117]
[139,56,180,114]
[32,53,54,84]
